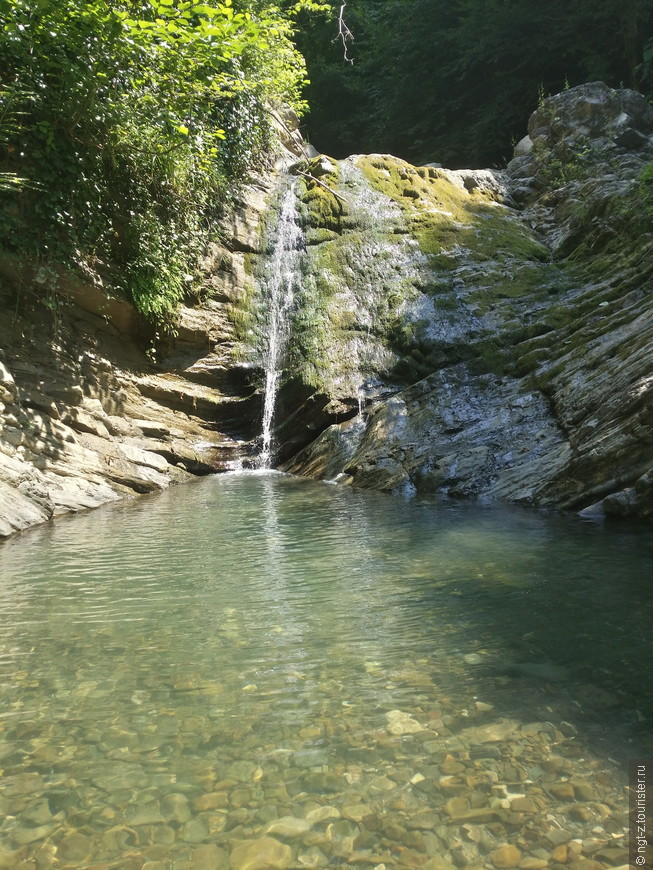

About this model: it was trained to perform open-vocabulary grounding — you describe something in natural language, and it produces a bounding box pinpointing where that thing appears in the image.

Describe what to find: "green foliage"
[533,136,603,188]
[0,0,317,328]
[296,0,653,168]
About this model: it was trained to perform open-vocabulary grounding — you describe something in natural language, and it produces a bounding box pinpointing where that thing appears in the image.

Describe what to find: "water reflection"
[0,472,651,868]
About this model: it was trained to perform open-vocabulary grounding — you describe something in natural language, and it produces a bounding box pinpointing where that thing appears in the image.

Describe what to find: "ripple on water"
[0,471,651,867]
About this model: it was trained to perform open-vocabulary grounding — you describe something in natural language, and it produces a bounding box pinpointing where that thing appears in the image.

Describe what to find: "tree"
[295,0,653,168]
[0,0,321,324]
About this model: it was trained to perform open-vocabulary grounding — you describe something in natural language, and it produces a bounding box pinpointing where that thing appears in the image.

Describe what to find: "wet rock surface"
[2,82,653,534]
[281,85,653,521]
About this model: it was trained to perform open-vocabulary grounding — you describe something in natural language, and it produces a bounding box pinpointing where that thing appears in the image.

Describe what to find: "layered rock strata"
[2,83,652,534]
[282,83,653,521]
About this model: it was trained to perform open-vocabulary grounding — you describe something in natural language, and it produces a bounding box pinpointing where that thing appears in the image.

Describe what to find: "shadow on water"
[386,497,653,763]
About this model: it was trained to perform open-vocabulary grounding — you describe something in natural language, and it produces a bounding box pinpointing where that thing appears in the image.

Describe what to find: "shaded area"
[295,0,653,167]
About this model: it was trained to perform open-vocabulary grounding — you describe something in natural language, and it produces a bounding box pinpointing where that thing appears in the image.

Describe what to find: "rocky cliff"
[1,82,652,537]
[0,172,273,538]
[279,83,653,522]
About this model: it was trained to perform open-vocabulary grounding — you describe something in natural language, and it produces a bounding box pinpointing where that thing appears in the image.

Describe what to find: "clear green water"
[0,471,651,869]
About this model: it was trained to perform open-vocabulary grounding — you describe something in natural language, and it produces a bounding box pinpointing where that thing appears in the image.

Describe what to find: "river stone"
[265,816,311,838]
[301,771,341,792]
[162,792,192,823]
[192,844,227,870]
[20,799,53,826]
[424,858,458,870]
[568,862,604,870]
[305,806,340,824]
[293,749,329,768]
[56,832,93,862]
[452,806,507,824]
[549,782,576,801]
[458,718,519,744]
[12,824,56,846]
[551,845,571,863]
[183,817,210,843]
[518,859,548,870]
[228,761,258,781]
[339,804,371,823]
[440,758,465,775]
[0,847,16,870]
[571,780,596,801]
[2,772,44,796]
[124,801,165,826]
[297,846,329,867]
[195,791,230,811]
[546,829,573,846]
[492,844,522,868]
[385,710,425,735]
[407,810,440,830]
[92,763,148,791]
[230,836,293,870]
[445,796,469,818]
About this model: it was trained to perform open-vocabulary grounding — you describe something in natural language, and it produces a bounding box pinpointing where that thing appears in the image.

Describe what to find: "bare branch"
[296,170,348,203]
[333,2,354,64]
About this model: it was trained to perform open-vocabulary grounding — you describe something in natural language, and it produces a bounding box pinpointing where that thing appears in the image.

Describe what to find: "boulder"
[527,81,653,148]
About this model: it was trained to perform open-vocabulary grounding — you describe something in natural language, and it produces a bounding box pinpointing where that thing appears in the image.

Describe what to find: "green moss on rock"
[356,154,549,267]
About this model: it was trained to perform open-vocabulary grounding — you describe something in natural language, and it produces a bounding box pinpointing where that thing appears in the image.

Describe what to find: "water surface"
[0,472,651,868]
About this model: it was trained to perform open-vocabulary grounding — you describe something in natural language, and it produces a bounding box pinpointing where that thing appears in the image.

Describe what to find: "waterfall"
[258,180,304,468]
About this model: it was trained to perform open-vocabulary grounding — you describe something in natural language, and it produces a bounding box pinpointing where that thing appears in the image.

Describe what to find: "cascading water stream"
[258,179,304,468]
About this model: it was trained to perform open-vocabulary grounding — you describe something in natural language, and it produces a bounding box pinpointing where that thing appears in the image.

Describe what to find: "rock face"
[0,170,284,537]
[0,291,255,537]
[2,82,652,534]
[279,84,653,522]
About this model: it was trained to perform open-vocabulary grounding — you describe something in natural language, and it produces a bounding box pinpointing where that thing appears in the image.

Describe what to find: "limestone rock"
[526,81,653,148]
[0,477,52,537]
[282,86,653,523]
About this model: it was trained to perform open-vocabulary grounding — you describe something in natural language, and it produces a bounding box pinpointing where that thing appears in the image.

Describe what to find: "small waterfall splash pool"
[0,471,651,868]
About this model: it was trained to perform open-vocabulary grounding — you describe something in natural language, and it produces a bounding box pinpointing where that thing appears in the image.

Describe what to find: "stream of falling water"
[259,179,304,467]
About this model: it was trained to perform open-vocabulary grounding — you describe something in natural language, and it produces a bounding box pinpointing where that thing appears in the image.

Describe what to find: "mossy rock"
[299,181,346,233]
[305,228,339,245]
[514,348,551,376]
[356,153,551,270]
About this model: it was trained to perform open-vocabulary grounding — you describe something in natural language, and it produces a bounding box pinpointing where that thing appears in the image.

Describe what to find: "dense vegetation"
[0,0,324,326]
[295,0,653,167]
[1,0,651,329]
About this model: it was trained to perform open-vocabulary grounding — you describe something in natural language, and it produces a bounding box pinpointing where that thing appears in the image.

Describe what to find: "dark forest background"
[294,0,653,168]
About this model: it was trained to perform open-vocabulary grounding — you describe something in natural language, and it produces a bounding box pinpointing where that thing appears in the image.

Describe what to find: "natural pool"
[0,471,651,869]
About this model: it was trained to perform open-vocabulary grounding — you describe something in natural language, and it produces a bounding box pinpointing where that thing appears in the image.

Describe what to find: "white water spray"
[259,181,304,468]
